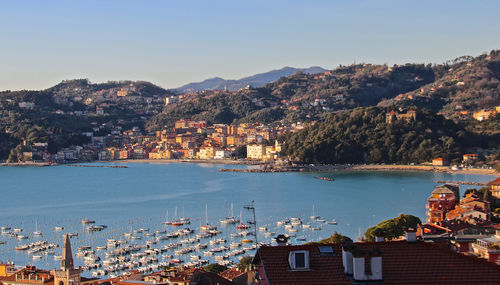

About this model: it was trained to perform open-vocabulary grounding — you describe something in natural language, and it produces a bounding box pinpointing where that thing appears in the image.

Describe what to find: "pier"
[67,164,128,168]
[434,180,489,186]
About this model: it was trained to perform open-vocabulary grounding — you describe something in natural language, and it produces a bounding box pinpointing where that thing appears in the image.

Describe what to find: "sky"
[1,0,500,91]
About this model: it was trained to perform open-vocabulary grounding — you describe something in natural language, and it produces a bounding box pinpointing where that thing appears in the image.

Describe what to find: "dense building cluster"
[15,119,309,164]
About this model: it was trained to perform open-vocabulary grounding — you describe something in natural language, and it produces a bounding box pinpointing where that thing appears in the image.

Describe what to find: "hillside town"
[11,119,304,164]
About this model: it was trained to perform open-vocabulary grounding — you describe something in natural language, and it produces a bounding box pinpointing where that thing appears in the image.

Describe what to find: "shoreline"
[1,160,497,176]
[348,164,498,176]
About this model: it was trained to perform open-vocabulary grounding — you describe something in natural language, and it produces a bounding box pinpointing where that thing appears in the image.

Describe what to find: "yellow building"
[227,135,246,146]
[473,109,496,121]
[462,153,478,162]
[148,149,163,159]
[176,134,194,145]
[198,146,216,160]
[0,263,16,277]
[247,144,265,160]
[488,178,500,202]
[117,90,128,97]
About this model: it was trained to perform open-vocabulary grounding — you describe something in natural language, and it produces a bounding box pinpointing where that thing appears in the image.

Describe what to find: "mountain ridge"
[175,66,327,93]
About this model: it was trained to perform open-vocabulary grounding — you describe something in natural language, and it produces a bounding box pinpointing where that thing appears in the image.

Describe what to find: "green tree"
[203,263,228,274]
[237,255,253,271]
[364,214,421,242]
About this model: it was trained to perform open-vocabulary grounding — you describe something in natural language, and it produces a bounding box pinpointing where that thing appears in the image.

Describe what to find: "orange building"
[462,153,478,162]
[426,184,459,223]
[432,157,449,166]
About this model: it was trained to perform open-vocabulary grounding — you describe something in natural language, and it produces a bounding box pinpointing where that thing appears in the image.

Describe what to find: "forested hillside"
[280,107,499,164]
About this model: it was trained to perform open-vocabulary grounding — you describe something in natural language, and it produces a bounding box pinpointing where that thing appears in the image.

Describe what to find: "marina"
[0,162,494,277]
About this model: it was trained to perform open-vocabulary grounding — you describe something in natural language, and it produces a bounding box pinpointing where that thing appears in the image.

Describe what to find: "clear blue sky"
[1,0,499,91]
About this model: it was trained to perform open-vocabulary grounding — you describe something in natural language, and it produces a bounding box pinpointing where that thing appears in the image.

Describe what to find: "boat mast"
[225,201,228,219]
[205,204,208,225]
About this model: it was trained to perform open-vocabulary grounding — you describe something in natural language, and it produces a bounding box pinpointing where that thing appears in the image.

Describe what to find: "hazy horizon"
[1,0,500,91]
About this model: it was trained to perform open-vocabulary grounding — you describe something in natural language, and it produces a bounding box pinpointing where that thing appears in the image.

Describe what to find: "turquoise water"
[0,162,495,273]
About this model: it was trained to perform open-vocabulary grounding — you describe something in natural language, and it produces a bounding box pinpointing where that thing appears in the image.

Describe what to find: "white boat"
[310,205,320,220]
[54,255,62,260]
[16,245,29,250]
[311,226,322,231]
[32,255,42,260]
[296,236,307,241]
[200,204,217,232]
[326,219,338,225]
[302,224,311,229]
[13,228,23,233]
[33,219,42,236]
[259,226,268,232]
[220,202,240,224]
[54,226,64,231]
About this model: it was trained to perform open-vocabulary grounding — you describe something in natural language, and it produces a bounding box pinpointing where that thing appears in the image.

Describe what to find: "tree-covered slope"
[280,107,497,164]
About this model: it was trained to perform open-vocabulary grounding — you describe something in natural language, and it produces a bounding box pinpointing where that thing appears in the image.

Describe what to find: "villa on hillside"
[385,110,417,124]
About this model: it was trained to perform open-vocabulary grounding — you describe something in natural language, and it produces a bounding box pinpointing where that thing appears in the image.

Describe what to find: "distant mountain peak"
[175,66,326,93]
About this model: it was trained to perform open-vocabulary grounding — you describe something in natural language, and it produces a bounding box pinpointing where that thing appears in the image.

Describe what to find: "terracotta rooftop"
[488,177,500,185]
[219,267,246,281]
[253,240,500,284]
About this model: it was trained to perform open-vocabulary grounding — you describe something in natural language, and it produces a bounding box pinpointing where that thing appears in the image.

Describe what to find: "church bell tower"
[53,234,81,285]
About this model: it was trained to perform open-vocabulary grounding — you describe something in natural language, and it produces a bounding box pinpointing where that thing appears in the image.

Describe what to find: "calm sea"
[0,162,495,273]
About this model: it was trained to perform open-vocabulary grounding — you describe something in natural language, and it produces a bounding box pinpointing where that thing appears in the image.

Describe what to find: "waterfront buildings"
[426,184,460,223]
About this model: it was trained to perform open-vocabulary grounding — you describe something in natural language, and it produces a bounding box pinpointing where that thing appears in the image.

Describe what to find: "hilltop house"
[385,110,416,124]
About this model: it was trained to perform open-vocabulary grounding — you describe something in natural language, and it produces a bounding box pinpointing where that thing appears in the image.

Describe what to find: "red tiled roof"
[219,268,246,280]
[487,177,500,185]
[254,240,500,285]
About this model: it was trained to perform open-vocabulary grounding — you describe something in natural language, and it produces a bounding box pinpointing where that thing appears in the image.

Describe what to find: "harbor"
[0,204,339,278]
[0,162,495,278]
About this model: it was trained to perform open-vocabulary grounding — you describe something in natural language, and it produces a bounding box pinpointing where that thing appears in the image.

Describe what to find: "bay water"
[0,162,494,274]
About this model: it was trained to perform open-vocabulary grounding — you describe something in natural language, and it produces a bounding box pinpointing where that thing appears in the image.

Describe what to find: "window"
[295,252,306,267]
[318,246,335,256]
[289,250,309,270]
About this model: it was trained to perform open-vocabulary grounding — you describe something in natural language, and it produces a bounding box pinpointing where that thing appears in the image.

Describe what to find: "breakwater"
[434,180,489,186]
[219,167,304,173]
[67,164,128,168]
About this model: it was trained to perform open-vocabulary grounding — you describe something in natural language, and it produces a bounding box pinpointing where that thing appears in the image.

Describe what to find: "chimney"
[352,248,383,281]
[276,234,288,246]
[405,227,417,242]
[341,239,354,275]
[373,228,385,242]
